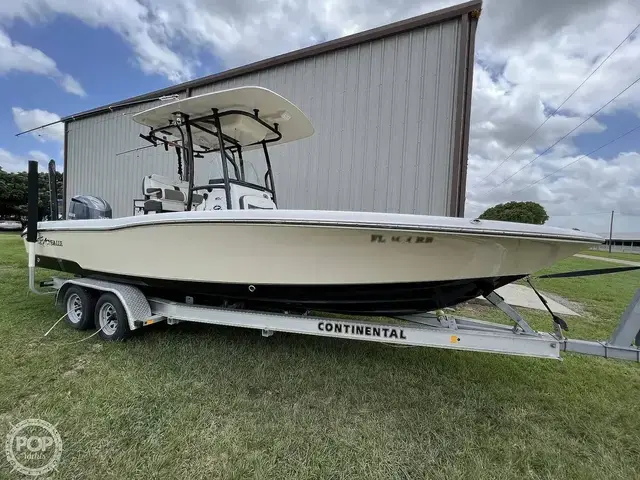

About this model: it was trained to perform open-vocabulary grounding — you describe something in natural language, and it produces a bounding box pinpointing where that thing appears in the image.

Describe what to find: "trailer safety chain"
[40,312,109,346]
[43,312,68,337]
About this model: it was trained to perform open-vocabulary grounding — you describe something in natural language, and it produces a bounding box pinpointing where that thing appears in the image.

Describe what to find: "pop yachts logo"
[36,235,63,247]
[5,418,63,476]
[370,234,433,244]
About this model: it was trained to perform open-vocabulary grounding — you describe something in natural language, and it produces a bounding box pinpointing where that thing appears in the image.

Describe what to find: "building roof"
[597,232,640,240]
[62,0,482,122]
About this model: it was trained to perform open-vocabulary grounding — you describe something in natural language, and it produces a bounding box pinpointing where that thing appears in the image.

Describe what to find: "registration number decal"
[370,234,433,244]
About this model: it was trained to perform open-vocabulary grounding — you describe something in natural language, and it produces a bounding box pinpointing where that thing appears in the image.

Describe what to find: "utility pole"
[608,210,614,253]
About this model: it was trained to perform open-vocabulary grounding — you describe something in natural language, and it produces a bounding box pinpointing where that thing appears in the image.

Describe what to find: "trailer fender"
[55,278,151,331]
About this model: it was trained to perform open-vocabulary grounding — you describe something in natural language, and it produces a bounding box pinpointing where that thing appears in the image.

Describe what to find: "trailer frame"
[39,275,640,362]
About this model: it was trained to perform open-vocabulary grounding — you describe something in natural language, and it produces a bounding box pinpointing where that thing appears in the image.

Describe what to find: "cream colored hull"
[28,218,596,286]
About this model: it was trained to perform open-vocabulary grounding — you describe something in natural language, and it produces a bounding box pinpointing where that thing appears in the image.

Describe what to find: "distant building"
[592,232,640,254]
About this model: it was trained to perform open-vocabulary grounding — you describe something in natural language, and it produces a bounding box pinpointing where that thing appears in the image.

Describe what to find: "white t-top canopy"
[132,86,314,150]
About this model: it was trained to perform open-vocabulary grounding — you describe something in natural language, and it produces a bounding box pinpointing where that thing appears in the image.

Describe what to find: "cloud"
[466,150,640,233]
[12,107,64,143]
[0,0,196,83]
[0,148,26,172]
[463,0,640,233]
[0,148,51,172]
[0,28,86,96]
[59,74,86,97]
[28,150,52,165]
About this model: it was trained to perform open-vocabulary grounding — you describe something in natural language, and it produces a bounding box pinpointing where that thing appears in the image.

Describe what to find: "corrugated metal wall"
[66,18,464,218]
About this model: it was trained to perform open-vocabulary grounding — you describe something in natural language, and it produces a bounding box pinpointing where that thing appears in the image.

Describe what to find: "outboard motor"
[67,195,112,220]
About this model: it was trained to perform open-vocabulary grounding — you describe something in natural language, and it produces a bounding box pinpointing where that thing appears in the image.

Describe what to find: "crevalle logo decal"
[37,235,63,247]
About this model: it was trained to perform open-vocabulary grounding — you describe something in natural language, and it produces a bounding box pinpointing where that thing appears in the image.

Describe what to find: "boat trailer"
[28,275,640,362]
[24,162,640,362]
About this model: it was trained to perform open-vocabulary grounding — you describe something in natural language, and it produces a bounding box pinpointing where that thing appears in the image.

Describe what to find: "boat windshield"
[205,150,265,187]
[244,161,262,186]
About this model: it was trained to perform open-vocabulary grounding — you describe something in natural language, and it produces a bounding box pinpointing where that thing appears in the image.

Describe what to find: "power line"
[486,71,640,194]
[511,122,640,195]
[549,212,612,217]
[549,212,640,217]
[480,21,640,182]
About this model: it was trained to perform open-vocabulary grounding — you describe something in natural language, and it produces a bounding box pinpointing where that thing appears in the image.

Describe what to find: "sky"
[0,0,639,234]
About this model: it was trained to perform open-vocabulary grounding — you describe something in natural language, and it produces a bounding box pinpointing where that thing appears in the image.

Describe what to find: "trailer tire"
[94,293,130,341]
[62,286,97,330]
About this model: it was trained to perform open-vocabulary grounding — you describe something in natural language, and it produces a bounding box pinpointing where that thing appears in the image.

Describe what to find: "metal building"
[62,0,481,218]
[592,233,640,254]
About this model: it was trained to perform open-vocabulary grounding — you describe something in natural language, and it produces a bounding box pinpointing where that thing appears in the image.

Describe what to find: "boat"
[24,86,604,315]
[0,220,22,231]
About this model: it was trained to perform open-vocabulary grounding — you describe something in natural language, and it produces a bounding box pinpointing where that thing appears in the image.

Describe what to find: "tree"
[479,201,549,225]
[0,167,28,221]
[0,165,63,225]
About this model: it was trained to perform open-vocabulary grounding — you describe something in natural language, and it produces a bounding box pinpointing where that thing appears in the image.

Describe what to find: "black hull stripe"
[35,255,524,315]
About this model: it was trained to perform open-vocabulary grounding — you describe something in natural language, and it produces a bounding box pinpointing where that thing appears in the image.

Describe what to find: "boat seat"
[141,174,203,213]
[143,174,188,200]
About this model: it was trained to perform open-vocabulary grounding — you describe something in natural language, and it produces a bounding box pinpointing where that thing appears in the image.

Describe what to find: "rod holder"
[27,160,38,244]
[48,159,59,221]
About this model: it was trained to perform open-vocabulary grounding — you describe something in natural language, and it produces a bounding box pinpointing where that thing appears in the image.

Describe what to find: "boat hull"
[26,211,602,314]
[32,254,524,314]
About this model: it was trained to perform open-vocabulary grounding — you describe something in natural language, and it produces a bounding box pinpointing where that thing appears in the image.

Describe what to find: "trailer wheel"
[94,293,130,341]
[62,286,97,330]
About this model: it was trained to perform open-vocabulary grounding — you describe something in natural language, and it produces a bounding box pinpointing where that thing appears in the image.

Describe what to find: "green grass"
[1,233,639,479]
[581,249,640,263]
